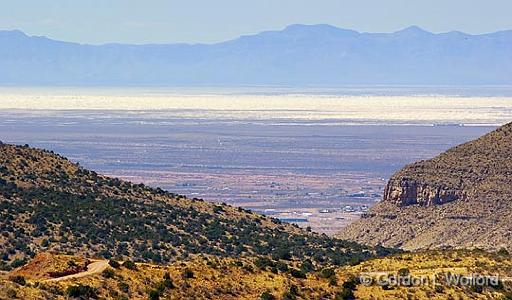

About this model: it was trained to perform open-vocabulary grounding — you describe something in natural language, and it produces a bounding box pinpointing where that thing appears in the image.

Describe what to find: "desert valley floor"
[1,88,510,234]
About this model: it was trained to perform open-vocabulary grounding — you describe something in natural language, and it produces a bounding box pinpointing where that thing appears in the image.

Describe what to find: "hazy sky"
[2,0,512,44]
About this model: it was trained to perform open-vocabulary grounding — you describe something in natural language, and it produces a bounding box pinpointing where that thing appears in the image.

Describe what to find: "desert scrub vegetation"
[66,284,98,298]
[0,143,397,270]
[2,250,512,300]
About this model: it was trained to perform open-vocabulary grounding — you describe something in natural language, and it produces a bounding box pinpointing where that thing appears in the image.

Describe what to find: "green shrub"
[276,261,289,273]
[102,268,116,278]
[67,284,98,298]
[336,276,358,299]
[243,264,254,273]
[335,288,355,300]
[6,289,17,298]
[320,268,336,279]
[290,268,306,279]
[9,275,26,286]
[260,291,276,300]
[255,257,273,269]
[148,289,160,300]
[282,285,299,300]
[300,260,314,273]
[182,268,194,279]
[118,282,130,293]
[498,248,510,256]
[67,260,78,268]
[398,268,410,277]
[122,260,137,270]
[233,260,243,267]
[329,276,338,286]
[10,258,27,268]
[341,277,358,290]
[162,272,174,289]
[109,259,121,268]
[272,248,291,261]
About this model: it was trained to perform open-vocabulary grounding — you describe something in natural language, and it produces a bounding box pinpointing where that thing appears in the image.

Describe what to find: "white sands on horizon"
[0,89,511,125]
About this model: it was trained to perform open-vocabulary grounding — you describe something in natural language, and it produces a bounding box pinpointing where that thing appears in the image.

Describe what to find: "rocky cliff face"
[338,122,512,251]
[383,177,466,206]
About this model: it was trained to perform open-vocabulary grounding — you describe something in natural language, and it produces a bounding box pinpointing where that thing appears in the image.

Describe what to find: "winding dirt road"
[45,260,109,282]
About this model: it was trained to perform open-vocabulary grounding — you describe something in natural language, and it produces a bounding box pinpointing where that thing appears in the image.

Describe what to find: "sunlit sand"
[0,88,511,125]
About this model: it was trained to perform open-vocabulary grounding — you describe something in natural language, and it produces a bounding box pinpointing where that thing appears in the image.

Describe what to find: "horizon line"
[1,24,511,46]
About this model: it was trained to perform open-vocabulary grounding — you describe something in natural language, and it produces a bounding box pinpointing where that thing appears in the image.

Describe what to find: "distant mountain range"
[0,24,511,86]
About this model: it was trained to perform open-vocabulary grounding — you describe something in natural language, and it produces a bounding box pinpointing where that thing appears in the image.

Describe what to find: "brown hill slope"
[338,122,512,251]
[2,250,511,299]
[0,143,387,272]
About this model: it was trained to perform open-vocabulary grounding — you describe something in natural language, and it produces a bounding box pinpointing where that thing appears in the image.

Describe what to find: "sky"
[1,0,512,44]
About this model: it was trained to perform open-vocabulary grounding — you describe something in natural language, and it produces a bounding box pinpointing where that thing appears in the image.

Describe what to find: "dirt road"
[45,260,109,282]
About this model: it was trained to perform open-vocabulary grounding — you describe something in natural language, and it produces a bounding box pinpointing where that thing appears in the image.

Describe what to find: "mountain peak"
[395,25,432,36]
[282,24,359,36]
[0,29,27,38]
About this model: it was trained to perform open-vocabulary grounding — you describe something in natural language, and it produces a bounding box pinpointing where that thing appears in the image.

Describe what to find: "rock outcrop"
[383,177,466,206]
[338,122,512,251]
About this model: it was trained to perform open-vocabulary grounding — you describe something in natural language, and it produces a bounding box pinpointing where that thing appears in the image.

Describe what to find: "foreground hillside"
[1,250,511,299]
[0,142,390,273]
[338,122,512,251]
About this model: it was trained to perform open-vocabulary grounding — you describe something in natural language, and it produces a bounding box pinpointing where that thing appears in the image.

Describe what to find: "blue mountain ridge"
[0,25,510,86]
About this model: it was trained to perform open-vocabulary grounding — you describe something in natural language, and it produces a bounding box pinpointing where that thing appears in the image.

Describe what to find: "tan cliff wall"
[383,177,467,206]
